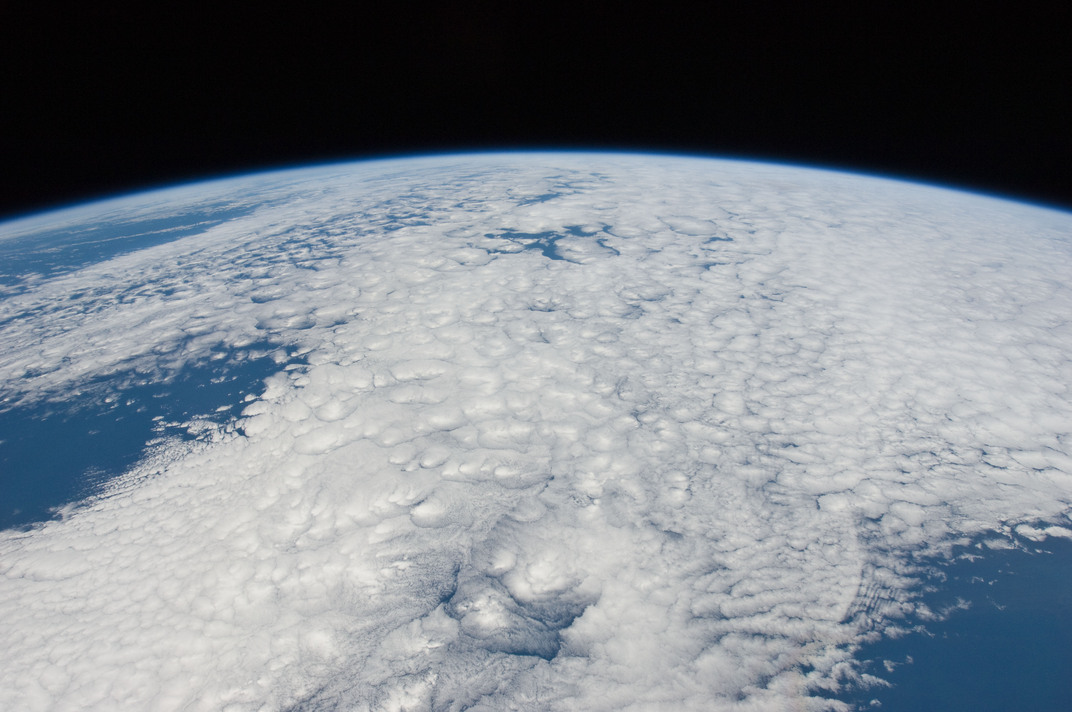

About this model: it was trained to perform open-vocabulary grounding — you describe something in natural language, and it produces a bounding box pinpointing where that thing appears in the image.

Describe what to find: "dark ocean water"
[0,345,285,530]
[0,203,257,289]
[834,535,1072,711]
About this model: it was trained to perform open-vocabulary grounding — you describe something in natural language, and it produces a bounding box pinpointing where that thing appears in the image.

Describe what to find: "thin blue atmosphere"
[0,343,290,530]
[833,536,1072,711]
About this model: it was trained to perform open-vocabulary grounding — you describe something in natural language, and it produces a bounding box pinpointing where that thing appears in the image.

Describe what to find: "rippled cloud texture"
[1,154,1070,710]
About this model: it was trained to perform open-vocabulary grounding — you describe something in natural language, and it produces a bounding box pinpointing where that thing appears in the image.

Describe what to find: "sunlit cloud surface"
[1,154,1070,710]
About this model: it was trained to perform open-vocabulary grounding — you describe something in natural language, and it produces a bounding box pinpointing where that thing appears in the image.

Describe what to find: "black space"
[2,5,1070,220]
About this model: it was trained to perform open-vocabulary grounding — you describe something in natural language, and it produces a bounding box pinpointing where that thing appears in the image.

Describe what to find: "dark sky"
[2,5,1070,220]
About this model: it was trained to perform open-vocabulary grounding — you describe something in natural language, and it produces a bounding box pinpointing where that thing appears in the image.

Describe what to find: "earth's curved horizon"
[1,152,1070,710]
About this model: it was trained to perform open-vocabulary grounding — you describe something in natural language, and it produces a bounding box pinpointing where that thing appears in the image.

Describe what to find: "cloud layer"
[1,154,1070,710]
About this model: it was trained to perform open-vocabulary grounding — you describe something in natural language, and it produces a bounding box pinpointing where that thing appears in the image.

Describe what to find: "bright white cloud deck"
[1,154,1070,710]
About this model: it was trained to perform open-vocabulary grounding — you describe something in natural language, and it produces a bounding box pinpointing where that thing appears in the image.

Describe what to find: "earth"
[0,152,1070,711]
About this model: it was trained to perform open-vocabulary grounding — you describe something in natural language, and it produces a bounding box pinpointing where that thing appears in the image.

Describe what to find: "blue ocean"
[834,536,1072,711]
[0,202,257,290]
[0,345,286,530]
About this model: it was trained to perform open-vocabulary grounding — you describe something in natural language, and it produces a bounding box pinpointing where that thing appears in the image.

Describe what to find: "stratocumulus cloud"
[0,154,1070,711]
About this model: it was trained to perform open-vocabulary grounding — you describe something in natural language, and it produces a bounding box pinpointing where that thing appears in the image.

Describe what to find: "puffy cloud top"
[1,154,1070,710]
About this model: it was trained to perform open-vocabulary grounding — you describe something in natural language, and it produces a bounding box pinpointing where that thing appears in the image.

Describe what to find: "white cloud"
[1,154,1070,710]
